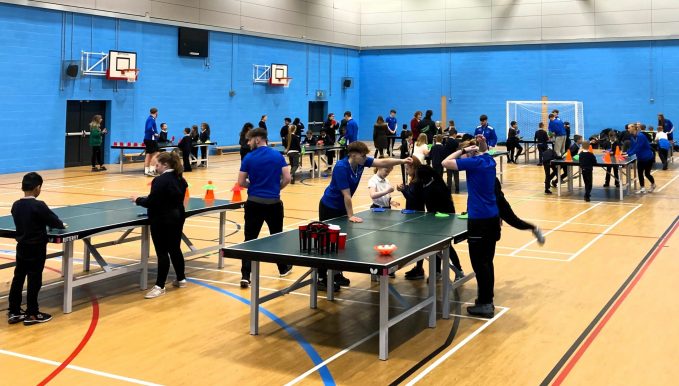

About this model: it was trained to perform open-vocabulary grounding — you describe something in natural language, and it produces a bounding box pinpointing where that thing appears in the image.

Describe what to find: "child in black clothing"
[535,122,549,166]
[494,177,545,244]
[158,123,169,143]
[604,131,620,187]
[197,122,210,167]
[302,129,318,170]
[559,134,583,182]
[542,147,559,194]
[178,127,193,172]
[429,134,447,176]
[399,125,413,184]
[579,141,597,202]
[443,136,460,193]
[8,172,66,325]
[397,157,425,211]
[190,125,200,159]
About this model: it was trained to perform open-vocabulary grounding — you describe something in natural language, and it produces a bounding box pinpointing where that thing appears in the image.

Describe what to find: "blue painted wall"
[0,3,359,173]
[360,41,678,142]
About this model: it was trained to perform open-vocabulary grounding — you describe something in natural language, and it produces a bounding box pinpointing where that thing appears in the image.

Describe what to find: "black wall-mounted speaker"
[342,78,352,88]
[66,64,79,77]
[178,27,209,58]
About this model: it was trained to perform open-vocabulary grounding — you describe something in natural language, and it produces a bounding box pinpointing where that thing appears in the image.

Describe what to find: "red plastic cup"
[338,233,347,249]
[141,142,146,147]
[113,141,118,146]
[126,142,131,146]
[133,142,138,146]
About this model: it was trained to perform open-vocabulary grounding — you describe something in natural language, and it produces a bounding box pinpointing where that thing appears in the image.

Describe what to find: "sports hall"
[1,1,678,385]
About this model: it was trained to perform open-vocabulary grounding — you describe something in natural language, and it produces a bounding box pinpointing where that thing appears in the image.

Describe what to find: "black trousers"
[637,158,655,187]
[537,144,547,165]
[446,169,460,192]
[91,145,103,167]
[388,137,396,155]
[374,147,385,158]
[543,163,558,191]
[288,153,300,176]
[583,169,593,198]
[658,148,669,169]
[318,201,347,281]
[191,145,198,159]
[468,217,501,305]
[200,146,208,165]
[9,243,47,314]
[150,217,186,288]
[604,166,619,186]
[326,150,334,167]
[240,148,250,160]
[182,151,192,172]
[242,200,288,278]
[507,141,523,161]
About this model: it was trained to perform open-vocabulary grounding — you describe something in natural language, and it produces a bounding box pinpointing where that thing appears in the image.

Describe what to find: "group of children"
[176,122,211,173]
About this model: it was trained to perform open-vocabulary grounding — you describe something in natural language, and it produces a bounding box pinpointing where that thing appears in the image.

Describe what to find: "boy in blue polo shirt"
[317,141,412,291]
[442,135,500,318]
[474,115,498,148]
[385,109,397,155]
[238,128,293,287]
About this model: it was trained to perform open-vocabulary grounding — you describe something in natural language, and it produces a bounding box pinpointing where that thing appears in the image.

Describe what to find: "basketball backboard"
[107,50,138,80]
[269,64,290,86]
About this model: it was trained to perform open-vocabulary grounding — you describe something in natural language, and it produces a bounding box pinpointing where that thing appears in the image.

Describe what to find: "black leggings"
[150,218,186,288]
[468,217,501,304]
[242,200,289,278]
[637,158,655,187]
[446,169,460,192]
[8,244,47,315]
[374,147,385,158]
[91,145,103,167]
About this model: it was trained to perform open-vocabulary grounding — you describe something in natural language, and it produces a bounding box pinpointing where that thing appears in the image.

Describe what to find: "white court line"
[656,173,679,192]
[456,250,568,262]
[509,202,603,256]
[522,218,612,227]
[567,204,642,261]
[0,349,163,386]
[494,246,572,256]
[405,307,510,385]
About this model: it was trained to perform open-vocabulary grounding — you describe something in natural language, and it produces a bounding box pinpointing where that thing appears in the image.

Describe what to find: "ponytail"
[156,151,184,177]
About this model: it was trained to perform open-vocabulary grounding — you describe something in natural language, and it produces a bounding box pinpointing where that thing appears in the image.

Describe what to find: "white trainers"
[172,279,187,288]
[635,187,647,194]
[532,226,546,245]
[144,285,166,299]
[649,184,656,192]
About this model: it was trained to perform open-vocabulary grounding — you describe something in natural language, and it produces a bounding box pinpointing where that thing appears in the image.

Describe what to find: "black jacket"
[159,130,169,142]
[199,130,210,143]
[178,135,192,154]
[535,130,549,144]
[578,151,597,170]
[429,144,447,170]
[418,166,455,214]
[135,172,188,223]
[11,198,64,245]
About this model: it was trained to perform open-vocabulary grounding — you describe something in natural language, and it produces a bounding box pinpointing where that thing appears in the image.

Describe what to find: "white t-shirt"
[656,131,668,141]
[413,144,429,163]
[368,173,392,208]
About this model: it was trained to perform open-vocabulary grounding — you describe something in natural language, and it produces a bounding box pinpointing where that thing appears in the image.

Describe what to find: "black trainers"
[404,267,425,280]
[544,189,552,195]
[240,278,250,288]
[7,309,26,325]
[23,312,52,325]
[317,279,340,292]
[388,272,396,278]
[99,165,106,171]
[584,196,591,202]
[467,303,495,318]
[550,180,557,188]
[335,272,350,286]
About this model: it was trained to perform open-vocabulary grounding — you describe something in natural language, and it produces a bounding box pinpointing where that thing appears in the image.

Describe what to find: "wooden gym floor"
[1,148,678,385]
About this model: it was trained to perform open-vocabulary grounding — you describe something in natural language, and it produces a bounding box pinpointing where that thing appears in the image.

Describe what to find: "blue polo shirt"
[240,146,288,200]
[144,115,158,141]
[321,156,375,210]
[548,119,566,137]
[627,132,654,162]
[386,116,397,133]
[456,154,498,219]
[474,125,498,147]
[345,119,359,143]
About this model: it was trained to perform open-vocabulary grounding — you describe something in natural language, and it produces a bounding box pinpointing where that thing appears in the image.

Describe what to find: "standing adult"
[373,115,389,157]
[198,122,210,167]
[238,122,254,160]
[258,115,268,130]
[323,113,339,170]
[442,136,500,318]
[317,142,412,291]
[133,152,188,298]
[410,111,422,141]
[418,110,437,144]
[143,107,160,177]
[280,117,292,143]
[474,115,498,149]
[344,111,358,144]
[238,128,293,288]
[626,124,656,194]
[385,109,398,156]
[89,114,107,172]
[293,117,305,137]
[658,113,674,142]
[548,112,567,156]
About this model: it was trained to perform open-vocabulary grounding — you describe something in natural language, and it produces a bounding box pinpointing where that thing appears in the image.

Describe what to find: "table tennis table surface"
[0,198,238,242]
[223,209,467,273]
[551,154,637,166]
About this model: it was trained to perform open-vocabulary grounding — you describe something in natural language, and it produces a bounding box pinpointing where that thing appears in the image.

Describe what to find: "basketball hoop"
[272,77,293,88]
[121,69,139,83]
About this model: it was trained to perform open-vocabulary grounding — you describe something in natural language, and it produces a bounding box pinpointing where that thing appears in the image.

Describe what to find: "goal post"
[506,101,584,141]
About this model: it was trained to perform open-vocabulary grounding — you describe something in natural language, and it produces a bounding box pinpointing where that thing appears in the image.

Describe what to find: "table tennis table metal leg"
[119,149,124,173]
[557,163,561,197]
[310,269,318,309]
[499,156,504,184]
[140,225,149,290]
[326,269,334,301]
[427,254,436,328]
[379,274,389,361]
[441,247,451,320]
[62,241,74,313]
[633,161,638,190]
[619,166,624,201]
[83,241,90,272]
[218,211,226,269]
[567,165,574,193]
[250,260,260,335]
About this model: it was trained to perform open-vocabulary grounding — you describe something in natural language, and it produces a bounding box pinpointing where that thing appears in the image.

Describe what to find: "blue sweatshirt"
[474,124,498,147]
[345,119,358,143]
[144,115,158,141]
[385,116,397,133]
[548,119,566,137]
[627,132,654,161]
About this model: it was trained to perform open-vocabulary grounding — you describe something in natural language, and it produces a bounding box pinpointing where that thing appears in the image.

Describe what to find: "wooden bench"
[121,152,144,163]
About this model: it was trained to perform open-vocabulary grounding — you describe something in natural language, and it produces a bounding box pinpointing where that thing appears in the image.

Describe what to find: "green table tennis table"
[551,154,637,201]
[273,144,344,178]
[0,198,242,313]
[221,209,470,360]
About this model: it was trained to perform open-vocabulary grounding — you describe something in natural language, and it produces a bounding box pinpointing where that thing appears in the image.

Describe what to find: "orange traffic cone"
[565,149,572,162]
[231,183,244,202]
[203,181,215,201]
[615,146,622,158]
[184,186,190,202]
[603,151,611,163]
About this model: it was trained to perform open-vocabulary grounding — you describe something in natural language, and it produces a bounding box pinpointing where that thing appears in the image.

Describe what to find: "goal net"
[506,101,584,141]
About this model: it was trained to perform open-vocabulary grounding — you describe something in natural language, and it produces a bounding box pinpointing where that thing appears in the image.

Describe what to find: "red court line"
[552,219,679,385]
[0,256,61,275]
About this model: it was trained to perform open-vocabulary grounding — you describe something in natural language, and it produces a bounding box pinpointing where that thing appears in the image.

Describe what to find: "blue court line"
[187,279,336,386]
